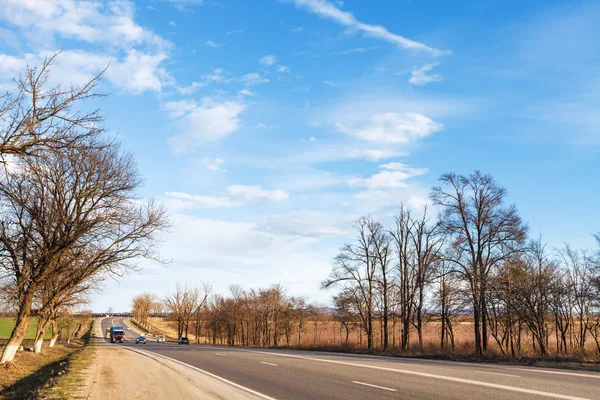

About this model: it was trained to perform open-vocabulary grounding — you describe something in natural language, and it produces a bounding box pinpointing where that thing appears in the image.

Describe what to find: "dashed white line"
[215,353,226,356]
[234,349,592,400]
[260,361,278,367]
[352,381,397,392]
[476,371,521,378]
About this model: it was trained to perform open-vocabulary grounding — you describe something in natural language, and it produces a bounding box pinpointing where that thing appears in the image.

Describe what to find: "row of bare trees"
[0,55,169,363]
[324,171,600,357]
[140,172,599,358]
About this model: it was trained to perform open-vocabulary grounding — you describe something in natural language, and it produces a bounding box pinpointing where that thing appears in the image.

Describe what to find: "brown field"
[146,316,600,361]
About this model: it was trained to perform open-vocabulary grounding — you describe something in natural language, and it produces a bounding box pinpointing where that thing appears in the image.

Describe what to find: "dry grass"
[145,316,600,364]
[0,319,93,400]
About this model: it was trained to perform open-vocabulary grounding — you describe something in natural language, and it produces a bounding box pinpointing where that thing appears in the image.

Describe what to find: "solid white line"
[352,381,397,392]
[260,361,278,367]
[476,371,521,378]
[236,349,591,400]
[124,347,278,400]
[511,368,600,379]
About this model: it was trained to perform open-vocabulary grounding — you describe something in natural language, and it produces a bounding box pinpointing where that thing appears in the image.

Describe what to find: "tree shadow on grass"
[0,350,79,399]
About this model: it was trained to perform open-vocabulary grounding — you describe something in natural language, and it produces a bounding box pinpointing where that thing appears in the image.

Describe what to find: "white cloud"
[227,185,289,203]
[309,136,317,142]
[205,40,220,48]
[164,192,241,210]
[0,50,170,94]
[201,157,226,172]
[176,68,228,94]
[106,50,169,93]
[336,112,443,144]
[161,99,198,119]
[227,29,244,35]
[256,123,267,129]
[169,20,177,26]
[290,26,304,32]
[343,148,404,161]
[238,89,255,96]
[259,54,277,66]
[348,162,428,189]
[292,0,449,56]
[240,73,269,86]
[0,0,168,51]
[166,97,246,153]
[164,185,289,210]
[322,80,335,86]
[409,62,443,85]
[330,46,379,55]
[277,65,291,73]
[257,211,347,238]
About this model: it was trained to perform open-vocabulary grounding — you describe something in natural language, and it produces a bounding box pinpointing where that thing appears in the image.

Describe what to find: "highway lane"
[100,318,600,400]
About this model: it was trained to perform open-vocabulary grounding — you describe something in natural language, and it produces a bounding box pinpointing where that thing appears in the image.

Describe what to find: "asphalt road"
[96,317,600,400]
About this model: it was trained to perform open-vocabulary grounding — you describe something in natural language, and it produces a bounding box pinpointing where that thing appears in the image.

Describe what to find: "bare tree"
[431,171,527,355]
[0,141,168,363]
[323,217,378,349]
[0,52,105,160]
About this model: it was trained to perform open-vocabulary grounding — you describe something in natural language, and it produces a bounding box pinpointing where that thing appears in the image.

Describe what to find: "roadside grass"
[0,319,94,400]
[0,318,52,340]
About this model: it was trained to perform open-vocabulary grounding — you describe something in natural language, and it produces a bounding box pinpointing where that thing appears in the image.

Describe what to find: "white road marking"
[510,368,600,379]
[476,371,521,378]
[352,381,397,392]
[235,349,592,400]
[123,347,279,400]
[260,361,278,367]
[215,353,226,356]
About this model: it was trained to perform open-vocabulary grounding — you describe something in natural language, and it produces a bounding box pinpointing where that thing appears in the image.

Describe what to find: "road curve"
[95,318,600,400]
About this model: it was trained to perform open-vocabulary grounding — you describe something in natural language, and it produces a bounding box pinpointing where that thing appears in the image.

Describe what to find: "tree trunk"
[49,320,59,347]
[1,292,34,363]
[34,318,50,354]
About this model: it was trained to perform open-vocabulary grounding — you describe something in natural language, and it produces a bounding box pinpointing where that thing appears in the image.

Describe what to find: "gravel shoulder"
[78,318,267,400]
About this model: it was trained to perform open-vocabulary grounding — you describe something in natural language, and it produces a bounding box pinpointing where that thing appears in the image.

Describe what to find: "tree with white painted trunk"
[0,141,168,363]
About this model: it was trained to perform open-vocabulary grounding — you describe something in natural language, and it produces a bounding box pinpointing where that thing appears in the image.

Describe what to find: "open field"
[0,318,52,340]
[147,316,600,361]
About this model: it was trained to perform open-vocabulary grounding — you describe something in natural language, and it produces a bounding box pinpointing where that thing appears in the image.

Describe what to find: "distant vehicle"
[135,335,146,344]
[110,326,125,343]
[178,337,189,345]
[156,335,166,343]
[126,327,131,330]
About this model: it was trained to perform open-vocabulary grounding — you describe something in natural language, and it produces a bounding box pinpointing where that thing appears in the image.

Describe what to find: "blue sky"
[1,0,598,312]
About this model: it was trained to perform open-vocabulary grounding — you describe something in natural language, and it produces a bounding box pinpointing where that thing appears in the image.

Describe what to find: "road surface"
[94,317,600,400]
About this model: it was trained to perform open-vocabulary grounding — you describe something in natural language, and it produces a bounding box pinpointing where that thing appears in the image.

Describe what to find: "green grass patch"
[0,318,52,339]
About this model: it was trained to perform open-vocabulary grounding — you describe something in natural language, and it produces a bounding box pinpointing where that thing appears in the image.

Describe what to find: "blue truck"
[110,326,125,343]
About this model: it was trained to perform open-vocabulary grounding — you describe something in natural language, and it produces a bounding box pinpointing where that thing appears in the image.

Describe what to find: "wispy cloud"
[201,158,226,172]
[291,0,449,56]
[205,40,221,48]
[348,162,428,189]
[259,54,277,66]
[165,98,246,153]
[330,46,379,56]
[409,62,443,85]
[240,73,269,86]
[336,112,443,144]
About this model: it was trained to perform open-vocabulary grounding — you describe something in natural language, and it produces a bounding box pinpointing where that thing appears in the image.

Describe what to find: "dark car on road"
[135,335,147,344]
[178,337,189,345]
